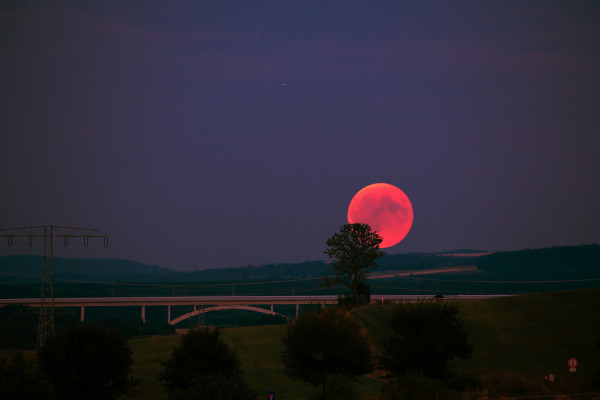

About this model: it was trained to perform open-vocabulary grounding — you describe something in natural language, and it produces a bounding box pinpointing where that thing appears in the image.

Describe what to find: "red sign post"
[568,358,578,373]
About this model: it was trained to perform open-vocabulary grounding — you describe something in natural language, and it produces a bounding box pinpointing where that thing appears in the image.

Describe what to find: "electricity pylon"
[0,226,108,350]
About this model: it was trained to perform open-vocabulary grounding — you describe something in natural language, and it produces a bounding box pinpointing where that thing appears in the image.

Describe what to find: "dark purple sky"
[1,1,599,271]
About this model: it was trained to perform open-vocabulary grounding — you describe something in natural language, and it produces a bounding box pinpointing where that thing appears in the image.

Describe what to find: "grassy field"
[454,288,600,396]
[123,288,600,399]
[126,324,383,400]
[353,288,600,397]
[126,335,179,400]
[455,289,600,376]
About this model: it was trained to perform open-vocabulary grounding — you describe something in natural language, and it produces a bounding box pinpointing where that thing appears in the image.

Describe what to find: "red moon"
[347,183,414,248]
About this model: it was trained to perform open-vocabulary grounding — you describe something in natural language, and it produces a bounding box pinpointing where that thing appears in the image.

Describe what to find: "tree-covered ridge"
[0,244,598,285]
[474,244,600,278]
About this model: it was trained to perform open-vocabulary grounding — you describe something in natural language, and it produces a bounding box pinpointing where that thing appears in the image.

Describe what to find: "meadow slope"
[125,288,600,400]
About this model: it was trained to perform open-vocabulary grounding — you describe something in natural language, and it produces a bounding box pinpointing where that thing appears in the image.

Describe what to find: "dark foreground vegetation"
[2,288,600,400]
[159,327,257,400]
[1,323,136,400]
[282,306,373,399]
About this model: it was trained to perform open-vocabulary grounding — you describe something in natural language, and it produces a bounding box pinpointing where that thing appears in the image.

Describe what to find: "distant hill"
[0,255,175,283]
[0,245,598,285]
[474,244,600,280]
[0,251,483,284]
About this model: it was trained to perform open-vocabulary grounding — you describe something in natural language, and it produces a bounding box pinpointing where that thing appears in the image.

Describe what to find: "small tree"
[159,327,257,400]
[37,323,136,400]
[0,305,38,349]
[281,307,372,399]
[0,350,53,400]
[321,223,384,304]
[382,301,472,380]
[595,334,600,387]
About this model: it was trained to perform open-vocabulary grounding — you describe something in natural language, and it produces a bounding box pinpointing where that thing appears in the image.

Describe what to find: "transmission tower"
[0,226,108,350]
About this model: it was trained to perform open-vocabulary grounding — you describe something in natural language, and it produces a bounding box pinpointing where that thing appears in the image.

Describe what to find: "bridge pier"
[142,305,146,323]
[81,306,85,322]
[168,305,171,324]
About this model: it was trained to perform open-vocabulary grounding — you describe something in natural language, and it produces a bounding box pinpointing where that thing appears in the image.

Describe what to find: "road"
[0,293,511,308]
[368,265,478,279]
[0,294,513,323]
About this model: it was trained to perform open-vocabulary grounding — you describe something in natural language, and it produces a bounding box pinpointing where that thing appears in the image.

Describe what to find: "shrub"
[0,350,53,400]
[281,307,372,399]
[37,323,136,400]
[382,301,472,380]
[159,327,257,400]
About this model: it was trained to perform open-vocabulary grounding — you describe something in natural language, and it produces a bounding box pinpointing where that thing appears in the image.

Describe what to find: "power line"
[0,270,327,287]
[404,276,600,284]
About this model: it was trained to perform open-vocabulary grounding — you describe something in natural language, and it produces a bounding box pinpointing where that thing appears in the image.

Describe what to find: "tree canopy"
[382,301,472,380]
[159,327,257,400]
[0,350,53,400]
[281,307,372,399]
[37,323,136,400]
[322,223,384,304]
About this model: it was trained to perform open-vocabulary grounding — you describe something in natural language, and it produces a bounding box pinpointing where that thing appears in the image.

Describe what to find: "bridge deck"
[0,294,512,308]
[0,294,513,324]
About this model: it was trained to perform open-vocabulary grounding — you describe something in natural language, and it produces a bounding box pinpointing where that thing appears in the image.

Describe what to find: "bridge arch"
[169,305,290,326]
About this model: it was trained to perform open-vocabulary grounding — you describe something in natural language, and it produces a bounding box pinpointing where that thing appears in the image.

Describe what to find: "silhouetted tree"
[37,323,136,400]
[0,350,53,400]
[0,304,37,349]
[595,334,600,388]
[159,327,257,400]
[382,301,472,380]
[321,223,384,305]
[281,307,372,399]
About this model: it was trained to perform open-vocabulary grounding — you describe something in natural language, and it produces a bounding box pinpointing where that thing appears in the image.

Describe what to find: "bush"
[159,327,257,400]
[0,305,40,349]
[0,350,53,400]
[595,334,600,388]
[37,323,136,400]
[382,301,472,380]
[281,307,372,399]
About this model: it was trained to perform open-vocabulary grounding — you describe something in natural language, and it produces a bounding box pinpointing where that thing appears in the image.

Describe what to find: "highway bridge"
[0,294,513,325]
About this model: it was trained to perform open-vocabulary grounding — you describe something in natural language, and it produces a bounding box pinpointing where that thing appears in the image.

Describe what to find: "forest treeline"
[1,244,598,284]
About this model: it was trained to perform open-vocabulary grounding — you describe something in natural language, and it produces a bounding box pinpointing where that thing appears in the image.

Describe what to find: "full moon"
[347,183,414,248]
